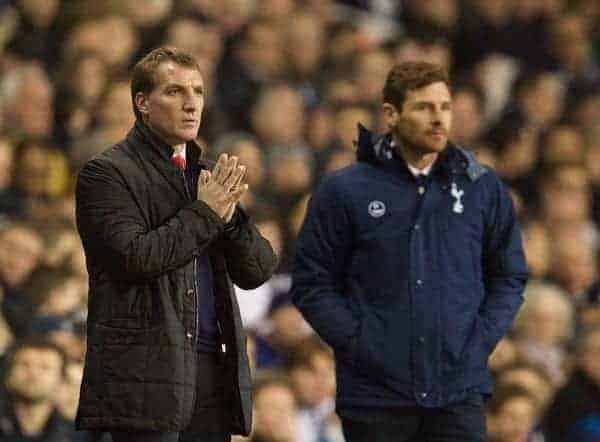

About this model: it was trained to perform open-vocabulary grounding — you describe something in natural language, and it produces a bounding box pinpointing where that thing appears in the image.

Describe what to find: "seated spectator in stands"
[512,281,575,384]
[21,267,86,336]
[284,337,340,442]
[0,337,73,441]
[285,11,325,108]
[54,50,108,146]
[487,384,541,442]
[0,221,44,336]
[542,327,600,442]
[548,225,597,298]
[69,79,136,170]
[538,164,593,236]
[393,30,452,71]
[494,69,565,135]
[0,62,55,143]
[353,49,392,105]
[488,337,519,375]
[539,124,585,167]
[521,220,551,280]
[251,84,307,149]
[216,19,286,130]
[11,140,70,221]
[5,0,62,69]
[266,144,314,213]
[449,82,486,147]
[250,374,298,442]
[496,361,556,418]
[255,291,313,370]
[546,13,600,95]
[487,118,539,200]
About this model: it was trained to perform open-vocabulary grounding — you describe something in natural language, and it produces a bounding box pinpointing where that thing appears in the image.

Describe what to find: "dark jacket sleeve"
[291,178,360,356]
[75,157,225,281]
[480,174,529,349]
[220,207,278,290]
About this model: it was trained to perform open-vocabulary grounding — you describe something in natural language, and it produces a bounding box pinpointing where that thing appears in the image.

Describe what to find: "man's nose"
[183,99,197,112]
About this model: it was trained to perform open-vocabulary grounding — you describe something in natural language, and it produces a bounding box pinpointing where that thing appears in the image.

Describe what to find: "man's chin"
[422,140,447,153]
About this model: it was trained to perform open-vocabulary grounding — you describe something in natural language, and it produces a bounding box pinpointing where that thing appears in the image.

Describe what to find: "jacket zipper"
[182,166,225,355]
[180,168,199,347]
[181,166,200,418]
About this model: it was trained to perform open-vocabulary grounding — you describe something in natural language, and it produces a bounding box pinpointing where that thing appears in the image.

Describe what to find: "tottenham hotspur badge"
[450,182,464,214]
[368,200,386,218]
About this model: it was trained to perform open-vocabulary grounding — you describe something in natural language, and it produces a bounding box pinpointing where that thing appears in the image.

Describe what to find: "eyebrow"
[164,83,204,92]
[412,100,452,106]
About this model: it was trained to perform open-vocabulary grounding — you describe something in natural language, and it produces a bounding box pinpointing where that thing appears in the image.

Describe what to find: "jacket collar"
[355,123,487,182]
[130,120,205,169]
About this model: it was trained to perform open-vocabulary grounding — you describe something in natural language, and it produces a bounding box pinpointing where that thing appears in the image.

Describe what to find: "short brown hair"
[383,61,450,110]
[130,46,202,121]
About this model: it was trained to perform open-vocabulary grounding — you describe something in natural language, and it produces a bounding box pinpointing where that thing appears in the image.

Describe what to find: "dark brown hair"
[382,61,450,110]
[130,46,202,121]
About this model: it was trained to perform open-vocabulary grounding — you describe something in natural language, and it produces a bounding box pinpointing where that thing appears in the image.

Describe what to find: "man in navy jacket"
[292,62,528,441]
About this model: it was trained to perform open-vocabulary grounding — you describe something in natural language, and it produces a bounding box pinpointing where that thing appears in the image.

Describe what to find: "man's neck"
[173,143,185,155]
[393,136,438,171]
[14,400,54,436]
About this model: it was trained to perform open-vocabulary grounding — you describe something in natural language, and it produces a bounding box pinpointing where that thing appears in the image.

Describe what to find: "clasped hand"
[197,153,248,223]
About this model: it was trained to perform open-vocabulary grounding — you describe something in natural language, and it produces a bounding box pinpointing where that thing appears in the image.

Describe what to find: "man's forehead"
[154,61,203,86]
[406,82,451,101]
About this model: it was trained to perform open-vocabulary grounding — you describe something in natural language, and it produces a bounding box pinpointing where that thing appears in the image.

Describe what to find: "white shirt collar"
[390,139,437,177]
[407,160,436,177]
[172,144,186,160]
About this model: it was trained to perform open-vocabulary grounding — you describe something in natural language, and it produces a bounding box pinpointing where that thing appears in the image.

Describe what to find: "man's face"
[253,384,297,442]
[386,81,452,154]
[136,62,204,145]
[0,228,44,288]
[5,347,63,403]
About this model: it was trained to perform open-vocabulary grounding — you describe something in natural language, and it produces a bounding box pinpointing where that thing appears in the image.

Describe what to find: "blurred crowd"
[0,0,598,441]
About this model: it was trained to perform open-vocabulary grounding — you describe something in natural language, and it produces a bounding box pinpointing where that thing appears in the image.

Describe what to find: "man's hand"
[197,153,248,221]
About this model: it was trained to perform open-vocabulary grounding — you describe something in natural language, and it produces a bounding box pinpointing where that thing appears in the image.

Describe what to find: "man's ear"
[135,92,149,116]
[382,102,400,126]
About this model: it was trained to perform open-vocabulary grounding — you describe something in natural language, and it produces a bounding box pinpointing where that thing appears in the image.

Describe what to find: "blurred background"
[0,0,598,441]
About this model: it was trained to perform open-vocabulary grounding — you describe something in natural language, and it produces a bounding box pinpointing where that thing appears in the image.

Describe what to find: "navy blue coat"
[292,125,528,409]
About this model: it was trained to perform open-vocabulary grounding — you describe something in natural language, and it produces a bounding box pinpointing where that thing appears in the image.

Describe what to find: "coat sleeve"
[480,174,529,350]
[291,178,360,357]
[75,157,225,281]
[220,207,278,290]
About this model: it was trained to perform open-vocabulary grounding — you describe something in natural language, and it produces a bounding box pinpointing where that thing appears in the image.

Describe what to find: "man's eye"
[167,89,178,95]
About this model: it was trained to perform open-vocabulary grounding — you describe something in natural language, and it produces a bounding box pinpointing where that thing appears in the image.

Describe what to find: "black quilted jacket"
[74,121,277,434]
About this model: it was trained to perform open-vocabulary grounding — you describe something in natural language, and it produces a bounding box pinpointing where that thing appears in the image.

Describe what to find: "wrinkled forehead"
[151,61,204,90]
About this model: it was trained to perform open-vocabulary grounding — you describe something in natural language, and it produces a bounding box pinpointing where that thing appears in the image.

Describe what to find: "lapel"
[128,121,207,201]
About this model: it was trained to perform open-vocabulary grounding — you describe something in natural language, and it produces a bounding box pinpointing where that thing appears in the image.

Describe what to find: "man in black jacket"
[1,338,73,442]
[74,46,277,442]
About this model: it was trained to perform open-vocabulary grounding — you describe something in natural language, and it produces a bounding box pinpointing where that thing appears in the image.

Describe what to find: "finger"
[230,165,247,189]
[202,170,211,185]
[212,153,228,182]
[229,183,248,202]
[224,162,245,192]
[221,156,239,188]
[198,170,208,187]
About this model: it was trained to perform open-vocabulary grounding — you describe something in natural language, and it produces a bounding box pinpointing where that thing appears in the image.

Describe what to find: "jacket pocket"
[97,324,172,382]
[442,315,490,375]
[352,308,386,378]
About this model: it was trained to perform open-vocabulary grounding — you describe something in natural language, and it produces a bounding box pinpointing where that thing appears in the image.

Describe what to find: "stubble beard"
[393,127,447,157]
